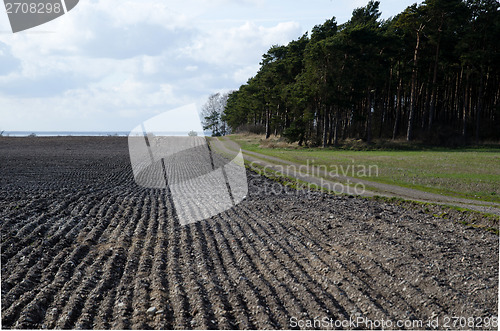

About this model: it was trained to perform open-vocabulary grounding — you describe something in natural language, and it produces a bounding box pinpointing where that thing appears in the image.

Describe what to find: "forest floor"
[0,136,498,330]
[214,135,500,217]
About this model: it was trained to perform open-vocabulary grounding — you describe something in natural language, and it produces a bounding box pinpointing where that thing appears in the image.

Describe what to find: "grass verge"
[228,134,500,204]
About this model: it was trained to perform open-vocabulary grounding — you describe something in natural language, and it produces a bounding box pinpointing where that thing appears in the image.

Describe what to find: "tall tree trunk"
[407,25,424,141]
[265,107,271,139]
[334,107,340,147]
[275,103,280,136]
[322,106,329,148]
[284,106,290,129]
[393,70,402,140]
[367,90,374,144]
[455,67,463,127]
[421,79,429,130]
[328,110,334,145]
[475,69,484,144]
[462,67,470,140]
[429,24,442,130]
[343,108,350,140]
[381,67,392,138]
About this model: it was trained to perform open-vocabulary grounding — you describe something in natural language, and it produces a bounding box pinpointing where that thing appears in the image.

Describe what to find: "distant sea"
[1,131,208,137]
[1,131,130,137]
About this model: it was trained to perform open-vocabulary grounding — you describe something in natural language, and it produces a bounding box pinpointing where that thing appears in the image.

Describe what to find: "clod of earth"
[0,137,498,330]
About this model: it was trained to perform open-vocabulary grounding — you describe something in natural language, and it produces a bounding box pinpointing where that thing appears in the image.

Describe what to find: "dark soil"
[1,137,498,329]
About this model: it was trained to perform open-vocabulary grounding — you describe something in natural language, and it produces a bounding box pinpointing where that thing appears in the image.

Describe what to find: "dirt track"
[212,137,500,216]
[1,137,498,330]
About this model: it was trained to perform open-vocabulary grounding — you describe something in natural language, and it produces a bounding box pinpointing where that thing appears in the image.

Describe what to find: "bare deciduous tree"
[201,92,230,136]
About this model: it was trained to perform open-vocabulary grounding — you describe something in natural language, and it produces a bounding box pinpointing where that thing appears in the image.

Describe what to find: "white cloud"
[180,21,302,66]
[233,64,260,84]
[94,0,188,29]
[0,0,421,131]
[185,65,198,72]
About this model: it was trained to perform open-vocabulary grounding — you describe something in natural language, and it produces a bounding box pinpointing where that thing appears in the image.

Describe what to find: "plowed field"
[1,137,498,329]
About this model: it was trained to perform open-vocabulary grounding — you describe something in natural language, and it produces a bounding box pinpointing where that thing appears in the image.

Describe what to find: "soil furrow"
[199,219,255,329]
[192,221,238,329]
[226,208,336,324]
[1,137,497,330]
[145,190,174,330]
[130,193,158,329]
[53,251,112,329]
[212,214,284,328]
[109,191,150,330]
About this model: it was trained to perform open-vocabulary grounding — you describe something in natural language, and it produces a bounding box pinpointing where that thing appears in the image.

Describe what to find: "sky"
[0,0,422,132]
